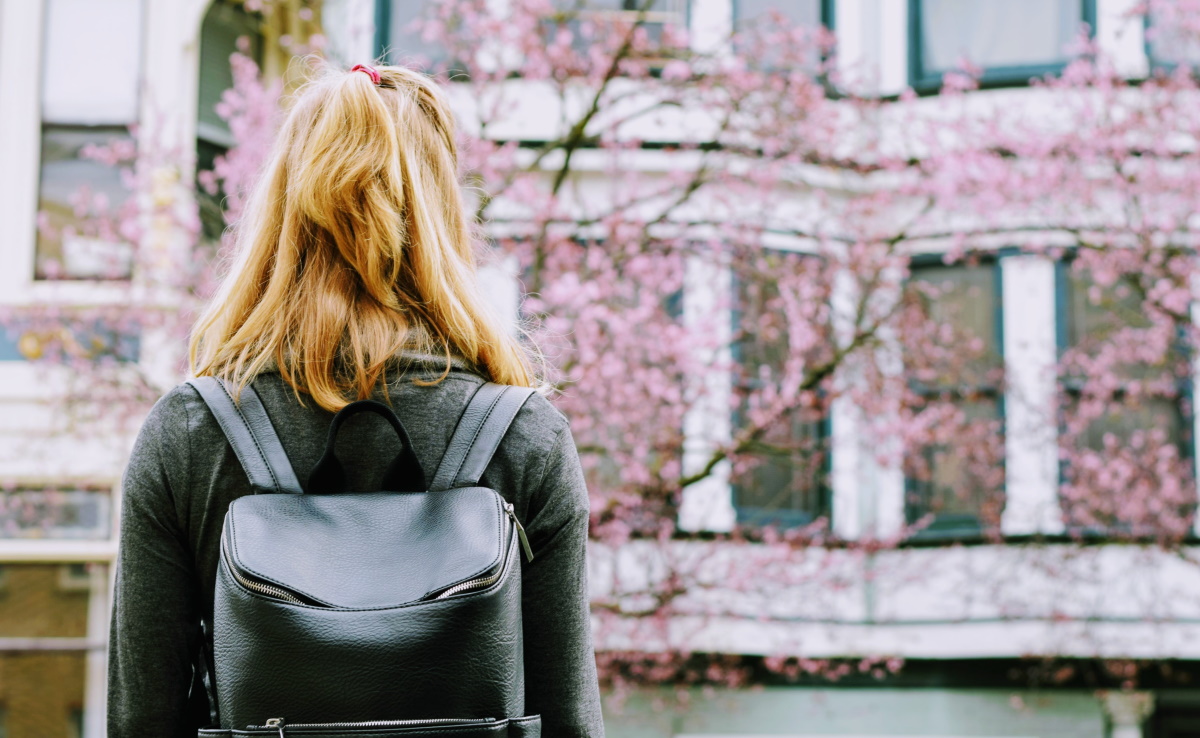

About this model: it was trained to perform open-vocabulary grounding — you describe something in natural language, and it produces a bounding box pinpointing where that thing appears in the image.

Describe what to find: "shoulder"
[134,382,202,447]
[503,388,572,458]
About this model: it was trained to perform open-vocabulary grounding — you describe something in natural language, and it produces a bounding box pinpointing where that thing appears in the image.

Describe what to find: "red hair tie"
[350,64,381,86]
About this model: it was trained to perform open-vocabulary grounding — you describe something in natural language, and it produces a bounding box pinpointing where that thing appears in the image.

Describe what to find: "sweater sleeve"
[107,389,207,738]
[520,423,606,738]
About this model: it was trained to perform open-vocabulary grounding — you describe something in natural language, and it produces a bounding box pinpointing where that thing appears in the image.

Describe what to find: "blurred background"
[3,0,1200,736]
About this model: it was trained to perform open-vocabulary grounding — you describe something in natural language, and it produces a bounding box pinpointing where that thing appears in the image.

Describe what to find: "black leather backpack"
[186,377,541,738]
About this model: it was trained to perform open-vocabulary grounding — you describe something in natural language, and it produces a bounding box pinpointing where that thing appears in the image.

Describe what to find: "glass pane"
[0,564,100,737]
[1148,5,1200,67]
[36,127,135,280]
[734,0,821,29]
[0,489,113,539]
[388,0,452,70]
[197,0,264,146]
[919,0,1082,75]
[909,263,1002,382]
[42,0,144,124]
[908,397,1004,528]
[1064,266,1177,381]
[732,254,829,525]
[1076,395,1183,451]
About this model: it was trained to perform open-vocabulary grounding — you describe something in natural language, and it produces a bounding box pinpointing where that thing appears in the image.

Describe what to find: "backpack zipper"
[223,544,310,605]
[432,503,532,600]
[256,717,493,735]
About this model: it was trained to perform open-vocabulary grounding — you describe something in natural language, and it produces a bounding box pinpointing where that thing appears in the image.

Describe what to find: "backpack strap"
[430,382,536,491]
[186,376,304,495]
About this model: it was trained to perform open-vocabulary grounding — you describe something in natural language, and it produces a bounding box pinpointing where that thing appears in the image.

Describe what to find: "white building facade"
[0,0,1198,736]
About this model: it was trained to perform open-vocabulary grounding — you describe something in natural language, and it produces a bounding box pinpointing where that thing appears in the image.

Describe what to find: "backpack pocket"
[197,714,541,737]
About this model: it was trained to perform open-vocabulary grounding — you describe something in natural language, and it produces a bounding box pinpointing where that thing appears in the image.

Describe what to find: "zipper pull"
[264,718,286,737]
[504,502,535,562]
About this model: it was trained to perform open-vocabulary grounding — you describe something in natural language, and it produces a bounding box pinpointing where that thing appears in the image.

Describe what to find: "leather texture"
[187,377,303,495]
[214,529,523,728]
[196,382,532,730]
[224,488,506,608]
[307,401,426,493]
[197,714,541,737]
[430,385,536,491]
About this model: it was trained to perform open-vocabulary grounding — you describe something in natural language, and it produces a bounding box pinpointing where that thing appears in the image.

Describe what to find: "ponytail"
[189,60,539,411]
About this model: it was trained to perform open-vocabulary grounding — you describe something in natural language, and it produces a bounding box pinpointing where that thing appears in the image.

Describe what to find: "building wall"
[603,687,1107,738]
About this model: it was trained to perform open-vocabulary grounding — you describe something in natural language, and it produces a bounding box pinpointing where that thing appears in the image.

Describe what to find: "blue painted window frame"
[903,253,1007,540]
[907,0,1098,95]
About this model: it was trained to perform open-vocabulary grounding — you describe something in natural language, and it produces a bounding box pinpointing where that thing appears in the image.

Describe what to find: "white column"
[0,0,46,301]
[1000,254,1064,535]
[1098,0,1149,80]
[689,0,732,56]
[876,0,909,96]
[83,563,111,738]
[1101,691,1155,738]
[866,270,905,539]
[678,253,735,532]
[830,268,861,539]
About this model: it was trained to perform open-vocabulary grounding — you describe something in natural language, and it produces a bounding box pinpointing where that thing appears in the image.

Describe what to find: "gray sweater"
[107,354,605,737]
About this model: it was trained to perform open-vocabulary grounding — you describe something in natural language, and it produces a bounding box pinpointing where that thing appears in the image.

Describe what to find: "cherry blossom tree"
[10,0,1200,697]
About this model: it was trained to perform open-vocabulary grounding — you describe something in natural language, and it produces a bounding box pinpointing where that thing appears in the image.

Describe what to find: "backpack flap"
[222,487,508,608]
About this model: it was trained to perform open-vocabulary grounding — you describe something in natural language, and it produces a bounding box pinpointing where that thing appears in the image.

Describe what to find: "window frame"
[1053,256,1196,537]
[907,0,1098,95]
[1143,7,1200,75]
[903,253,1007,540]
[727,251,833,529]
[34,0,146,283]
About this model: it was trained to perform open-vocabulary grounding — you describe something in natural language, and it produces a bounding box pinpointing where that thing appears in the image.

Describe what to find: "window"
[1056,263,1194,535]
[733,0,827,29]
[36,0,144,280]
[196,0,265,242]
[0,565,95,738]
[1145,4,1200,71]
[732,0,831,69]
[379,0,453,73]
[379,0,690,78]
[731,252,831,528]
[904,260,1006,536]
[909,0,1096,92]
[0,488,113,539]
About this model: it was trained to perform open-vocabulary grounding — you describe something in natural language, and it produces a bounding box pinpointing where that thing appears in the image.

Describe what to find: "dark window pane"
[907,397,1004,530]
[35,127,135,280]
[916,0,1085,80]
[1063,266,1182,395]
[197,0,264,147]
[386,0,448,70]
[732,253,829,526]
[909,263,1003,381]
[905,262,1005,531]
[1059,264,1193,535]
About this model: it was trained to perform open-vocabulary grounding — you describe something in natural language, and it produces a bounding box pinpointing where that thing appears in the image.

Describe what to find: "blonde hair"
[189,61,537,411]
